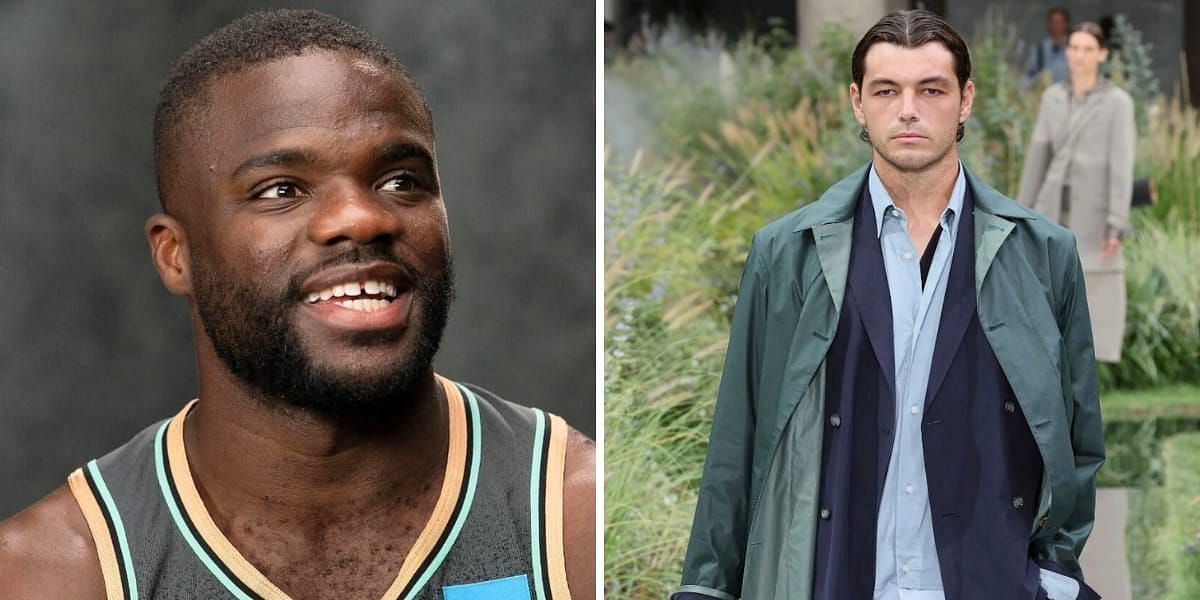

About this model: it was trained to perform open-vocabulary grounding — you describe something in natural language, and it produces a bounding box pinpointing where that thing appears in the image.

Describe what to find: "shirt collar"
[868,161,966,238]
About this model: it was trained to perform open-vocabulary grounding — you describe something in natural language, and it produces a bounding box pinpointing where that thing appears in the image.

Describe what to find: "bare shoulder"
[562,426,595,599]
[0,483,106,598]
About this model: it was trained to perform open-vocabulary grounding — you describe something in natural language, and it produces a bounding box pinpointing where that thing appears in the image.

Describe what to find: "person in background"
[1024,7,1071,86]
[1018,21,1136,364]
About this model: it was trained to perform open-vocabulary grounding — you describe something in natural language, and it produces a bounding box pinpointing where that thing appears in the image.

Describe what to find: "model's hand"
[1100,236,1121,259]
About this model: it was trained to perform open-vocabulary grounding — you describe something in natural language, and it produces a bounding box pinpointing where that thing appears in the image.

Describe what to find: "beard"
[870,126,958,174]
[190,244,454,417]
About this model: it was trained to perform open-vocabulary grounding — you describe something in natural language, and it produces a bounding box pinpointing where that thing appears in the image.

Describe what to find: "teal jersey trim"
[443,574,532,600]
[86,460,140,600]
[153,422,256,600]
[529,409,548,600]
[401,383,484,600]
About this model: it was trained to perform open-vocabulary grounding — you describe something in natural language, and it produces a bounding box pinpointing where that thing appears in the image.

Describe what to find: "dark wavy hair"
[851,9,972,143]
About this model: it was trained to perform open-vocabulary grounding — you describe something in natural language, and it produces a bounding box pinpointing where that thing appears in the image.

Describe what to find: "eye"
[924,88,944,96]
[876,89,896,97]
[255,182,307,199]
[379,174,418,193]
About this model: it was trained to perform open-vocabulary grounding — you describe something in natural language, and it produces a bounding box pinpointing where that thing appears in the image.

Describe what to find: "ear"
[1098,48,1109,64]
[958,79,976,125]
[145,213,192,296]
[849,82,867,128]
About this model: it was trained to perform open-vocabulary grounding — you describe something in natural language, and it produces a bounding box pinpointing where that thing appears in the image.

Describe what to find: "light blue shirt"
[1024,37,1069,85]
[868,164,1079,600]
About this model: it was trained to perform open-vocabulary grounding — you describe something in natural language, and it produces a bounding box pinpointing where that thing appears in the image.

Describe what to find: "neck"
[1071,71,1099,96]
[186,348,448,520]
[873,151,960,226]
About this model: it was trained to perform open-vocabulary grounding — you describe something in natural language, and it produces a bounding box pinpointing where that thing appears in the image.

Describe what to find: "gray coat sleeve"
[1018,91,1054,208]
[1105,92,1136,236]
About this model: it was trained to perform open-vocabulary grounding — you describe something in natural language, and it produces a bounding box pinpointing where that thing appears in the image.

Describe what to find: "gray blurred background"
[607,0,1195,103]
[0,0,594,518]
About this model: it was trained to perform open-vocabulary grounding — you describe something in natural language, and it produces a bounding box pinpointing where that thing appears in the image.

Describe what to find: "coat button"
[1012,496,1025,509]
[830,414,842,428]
[1004,401,1016,414]
[1038,516,1048,527]
[820,507,831,520]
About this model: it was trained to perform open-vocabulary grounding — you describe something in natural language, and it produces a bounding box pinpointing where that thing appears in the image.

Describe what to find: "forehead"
[201,50,434,155]
[861,41,957,84]
[1068,31,1101,48]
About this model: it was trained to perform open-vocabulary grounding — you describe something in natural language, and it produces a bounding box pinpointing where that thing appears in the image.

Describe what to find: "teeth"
[308,279,398,304]
[331,298,392,312]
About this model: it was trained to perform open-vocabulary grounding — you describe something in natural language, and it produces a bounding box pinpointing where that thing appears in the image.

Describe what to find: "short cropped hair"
[851,9,971,142]
[1048,7,1071,22]
[153,8,432,211]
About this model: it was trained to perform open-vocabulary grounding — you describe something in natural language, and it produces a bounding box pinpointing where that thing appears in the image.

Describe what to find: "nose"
[899,90,919,122]
[306,181,403,247]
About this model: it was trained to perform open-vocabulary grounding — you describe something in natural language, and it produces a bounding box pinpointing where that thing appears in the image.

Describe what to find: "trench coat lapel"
[800,165,869,311]
[780,167,1064,486]
[969,171,1069,526]
[767,166,865,473]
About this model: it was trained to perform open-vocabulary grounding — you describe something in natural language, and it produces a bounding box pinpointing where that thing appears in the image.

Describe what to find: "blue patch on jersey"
[443,574,532,600]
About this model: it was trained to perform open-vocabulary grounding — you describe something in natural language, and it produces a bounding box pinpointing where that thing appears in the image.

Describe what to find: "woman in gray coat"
[1018,21,1135,363]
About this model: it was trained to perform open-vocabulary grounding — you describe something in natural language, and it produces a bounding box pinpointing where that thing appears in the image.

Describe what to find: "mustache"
[285,245,421,299]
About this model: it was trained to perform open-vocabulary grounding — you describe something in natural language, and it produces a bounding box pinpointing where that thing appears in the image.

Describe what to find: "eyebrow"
[230,142,436,180]
[867,76,954,88]
[378,142,435,167]
[232,148,319,179]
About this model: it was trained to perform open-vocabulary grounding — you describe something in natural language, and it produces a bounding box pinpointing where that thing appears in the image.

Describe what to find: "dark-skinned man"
[0,9,594,600]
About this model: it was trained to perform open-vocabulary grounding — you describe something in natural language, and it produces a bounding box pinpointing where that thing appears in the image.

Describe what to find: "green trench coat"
[678,164,1105,600]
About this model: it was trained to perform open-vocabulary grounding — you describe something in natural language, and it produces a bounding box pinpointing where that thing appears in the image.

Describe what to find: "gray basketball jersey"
[68,376,573,600]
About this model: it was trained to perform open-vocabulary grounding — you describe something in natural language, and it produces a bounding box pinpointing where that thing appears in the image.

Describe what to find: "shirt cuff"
[672,585,738,600]
[1106,216,1127,239]
[1039,567,1081,600]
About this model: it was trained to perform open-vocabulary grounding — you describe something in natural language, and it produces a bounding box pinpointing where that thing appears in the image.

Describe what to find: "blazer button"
[830,414,842,428]
[1004,401,1016,414]
[1012,496,1025,509]
[820,507,831,520]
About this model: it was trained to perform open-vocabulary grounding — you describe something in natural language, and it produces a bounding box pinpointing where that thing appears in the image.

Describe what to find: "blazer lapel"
[923,187,977,411]
[847,184,896,398]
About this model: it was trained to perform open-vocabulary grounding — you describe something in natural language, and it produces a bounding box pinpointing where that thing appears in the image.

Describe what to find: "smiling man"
[676,10,1103,600]
[0,9,593,600]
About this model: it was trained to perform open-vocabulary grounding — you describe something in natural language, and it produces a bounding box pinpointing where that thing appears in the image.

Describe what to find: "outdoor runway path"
[1079,487,1132,600]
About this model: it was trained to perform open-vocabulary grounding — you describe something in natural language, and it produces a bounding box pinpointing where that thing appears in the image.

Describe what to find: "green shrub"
[1126,433,1200,599]
[1099,217,1200,389]
[1098,385,1200,487]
